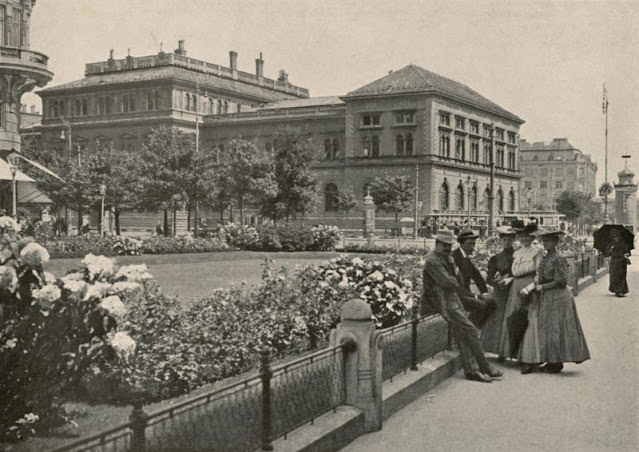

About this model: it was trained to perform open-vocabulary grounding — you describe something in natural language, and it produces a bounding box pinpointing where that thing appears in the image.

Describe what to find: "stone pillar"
[363,191,375,245]
[330,298,383,432]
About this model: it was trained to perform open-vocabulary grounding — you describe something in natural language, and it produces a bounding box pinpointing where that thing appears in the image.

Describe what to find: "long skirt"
[499,274,534,358]
[518,293,541,364]
[481,285,509,355]
[537,287,591,364]
[609,257,629,295]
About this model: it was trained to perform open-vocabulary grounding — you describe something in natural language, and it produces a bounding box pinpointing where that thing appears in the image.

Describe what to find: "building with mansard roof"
[519,138,598,211]
[202,64,525,232]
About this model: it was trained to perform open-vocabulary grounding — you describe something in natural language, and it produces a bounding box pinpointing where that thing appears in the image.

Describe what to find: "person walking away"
[482,226,516,359]
[531,228,590,373]
[422,230,503,383]
[500,222,543,361]
[607,230,630,297]
[452,230,493,328]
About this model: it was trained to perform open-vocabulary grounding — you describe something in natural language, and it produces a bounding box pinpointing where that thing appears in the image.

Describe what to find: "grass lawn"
[45,250,347,300]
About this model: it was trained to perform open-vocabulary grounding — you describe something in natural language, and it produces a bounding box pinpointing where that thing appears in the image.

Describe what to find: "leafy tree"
[217,138,276,225]
[335,188,358,231]
[134,127,193,236]
[368,174,414,236]
[261,130,320,222]
[556,191,584,223]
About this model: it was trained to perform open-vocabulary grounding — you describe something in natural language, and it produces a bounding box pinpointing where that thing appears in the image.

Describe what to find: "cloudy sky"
[24,0,639,186]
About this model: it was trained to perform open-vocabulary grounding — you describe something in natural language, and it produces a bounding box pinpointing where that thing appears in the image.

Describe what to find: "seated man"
[422,230,503,383]
[452,229,494,327]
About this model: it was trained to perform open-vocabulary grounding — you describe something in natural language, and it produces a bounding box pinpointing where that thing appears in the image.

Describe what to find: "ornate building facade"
[203,64,524,231]
[614,161,637,233]
[519,138,598,211]
[0,0,52,213]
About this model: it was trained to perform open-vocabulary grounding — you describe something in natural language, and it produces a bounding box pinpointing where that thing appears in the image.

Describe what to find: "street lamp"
[465,176,472,227]
[60,118,81,165]
[99,184,107,236]
[7,151,19,219]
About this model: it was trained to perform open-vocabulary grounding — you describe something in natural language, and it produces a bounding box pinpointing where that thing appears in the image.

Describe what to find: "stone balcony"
[0,45,53,84]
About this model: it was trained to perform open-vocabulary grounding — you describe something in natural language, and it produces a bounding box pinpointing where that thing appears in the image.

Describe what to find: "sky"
[23,0,639,187]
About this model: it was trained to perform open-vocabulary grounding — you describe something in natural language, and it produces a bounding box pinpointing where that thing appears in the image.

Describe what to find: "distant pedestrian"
[530,228,590,374]
[607,230,630,297]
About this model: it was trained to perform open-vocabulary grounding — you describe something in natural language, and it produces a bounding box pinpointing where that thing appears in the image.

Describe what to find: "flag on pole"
[602,83,609,113]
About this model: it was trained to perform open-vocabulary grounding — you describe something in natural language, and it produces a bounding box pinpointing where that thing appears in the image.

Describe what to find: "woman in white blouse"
[499,222,544,361]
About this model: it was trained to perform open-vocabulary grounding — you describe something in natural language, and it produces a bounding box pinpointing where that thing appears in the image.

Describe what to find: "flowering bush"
[0,221,145,442]
[113,237,143,255]
[342,243,429,255]
[310,225,342,251]
[220,223,261,250]
[140,236,229,254]
[39,235,121,258]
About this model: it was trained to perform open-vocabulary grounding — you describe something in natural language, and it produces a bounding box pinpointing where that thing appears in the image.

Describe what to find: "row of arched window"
[182,93,230,115]
[439,179,516,212]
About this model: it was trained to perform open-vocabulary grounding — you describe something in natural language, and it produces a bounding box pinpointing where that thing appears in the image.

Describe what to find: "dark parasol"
[593,224,635,254]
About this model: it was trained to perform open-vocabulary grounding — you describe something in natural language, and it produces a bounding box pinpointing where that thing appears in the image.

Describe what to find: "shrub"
[342,243,429,255]
[310,225,341,251]
[255,223,282,251]
[221,223,260,250]
[113,237,143,255]
[274,224,314,251]
[40,235,121,258]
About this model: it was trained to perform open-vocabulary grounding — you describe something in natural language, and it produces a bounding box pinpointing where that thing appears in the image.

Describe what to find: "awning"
[0,157,34,182]
[17,181,53,204]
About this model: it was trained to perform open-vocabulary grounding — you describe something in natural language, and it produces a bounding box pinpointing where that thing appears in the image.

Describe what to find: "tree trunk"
[77,203,83,235]
[240,197,244,225]
[163,209,169,237]
[219,208,224,225]
[229,204,234,223]
[187,206,191,232]
[115,209,121,235]
[173,210,177,236]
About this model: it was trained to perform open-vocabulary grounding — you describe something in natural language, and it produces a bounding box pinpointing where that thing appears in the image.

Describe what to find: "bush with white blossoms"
[310,225,342,251]
[113,236,143,256]
[0,224,149,442]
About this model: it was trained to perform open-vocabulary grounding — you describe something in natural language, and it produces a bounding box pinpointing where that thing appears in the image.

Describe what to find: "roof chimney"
[229,50,238,71]
[175,40,187,56]
[255,52,264,78]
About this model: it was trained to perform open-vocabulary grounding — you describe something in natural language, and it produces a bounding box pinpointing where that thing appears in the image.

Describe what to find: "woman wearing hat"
[526,229,590,373]
[500,222,543,361]
[481,226,516,358]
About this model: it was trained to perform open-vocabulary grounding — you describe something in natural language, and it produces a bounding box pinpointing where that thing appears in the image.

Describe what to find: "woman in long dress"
[607,232,630,297]
[532,229,591,373]
[481,226,516,359]
[500,223,543,361]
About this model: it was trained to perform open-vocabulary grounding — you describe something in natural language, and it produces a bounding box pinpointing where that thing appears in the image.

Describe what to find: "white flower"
[386,269,397,277]
[99,295,128,318]
[109,331,136,361]
[83,281,113,301]
[62,272,85,281]
[338,277,349,288]
[82,254,116,280]
[402,279,413,288]
[0,216,21,232]
[370,270,384,282]
[32,284,61,303]
[43,272,57,284]
[62,278,87,294]
[115,264,153,282]
[2,338,18,350]
[384,280,397,290]
[351,257,364,266]
[15,413,39,425]
[19,242,50,267]
[111,281,141,293]
[0,265,18,292]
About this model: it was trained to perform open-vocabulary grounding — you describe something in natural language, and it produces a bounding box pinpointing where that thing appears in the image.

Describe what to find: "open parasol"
[593,224,634,254]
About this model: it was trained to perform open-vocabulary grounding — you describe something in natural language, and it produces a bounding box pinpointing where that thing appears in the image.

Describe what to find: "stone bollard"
[330,298,383,432]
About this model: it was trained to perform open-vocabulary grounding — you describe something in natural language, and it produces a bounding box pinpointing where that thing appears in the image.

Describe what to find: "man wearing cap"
[422,230,504,383]
[452,229,492,327]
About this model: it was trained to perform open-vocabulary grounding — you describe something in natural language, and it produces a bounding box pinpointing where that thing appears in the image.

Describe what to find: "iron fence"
[381,314,448,382]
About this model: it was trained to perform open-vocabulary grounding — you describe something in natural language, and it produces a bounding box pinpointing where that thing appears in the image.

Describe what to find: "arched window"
[185,93,191,111]
[497,187,504,212]
[470,184,477,211]
[396,134,404,156]
[483,187,490,211]
[456,182,464,210]
[217,100,222,115]
[324,139,332,160]
[371,135,380,157]
[362,136,371,157]
[223,101,229,114]
[509,188,516,212]
[208,98,214,114]
[155,91,161,110]
[192,94,197,112]
[147,92,153,110]
[405,133,413,155]
[440,180,449,211]
[325,183,338,212]
[332,138,340,159]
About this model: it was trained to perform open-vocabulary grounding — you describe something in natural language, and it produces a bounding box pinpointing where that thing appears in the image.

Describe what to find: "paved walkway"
[343,264,639,452]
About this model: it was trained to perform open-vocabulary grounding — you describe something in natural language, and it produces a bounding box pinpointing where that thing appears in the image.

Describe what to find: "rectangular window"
[394,111,414,124]
[540,168,547,177]
[455,137,465,160]
[483,124,492,138]
[555,168,563,176]
[440,111,450,126]
[0,6,4,47]
[470,141,479,162]
[469,121,479,134]
[455,116,465,130]
[362,113,380,127]
[496,128,505,141]
[440,133,450,157]
[82,99,88,116]
[508,132,517,144]
[578,167,585,176]
[540,181,547,189]
[556,181,562,189]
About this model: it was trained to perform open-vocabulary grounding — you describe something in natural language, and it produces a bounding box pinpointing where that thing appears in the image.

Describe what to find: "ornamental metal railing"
[381,314,448,382]
[48,345,346,452]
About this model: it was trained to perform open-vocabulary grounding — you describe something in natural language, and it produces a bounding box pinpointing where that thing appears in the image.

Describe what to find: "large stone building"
[519,138,598,211]
[614,160,637,233]
[0,0,52,214]
[203,64,524,231]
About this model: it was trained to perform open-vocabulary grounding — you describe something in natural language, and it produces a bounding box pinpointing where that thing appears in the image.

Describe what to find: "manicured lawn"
[46,251,348,300]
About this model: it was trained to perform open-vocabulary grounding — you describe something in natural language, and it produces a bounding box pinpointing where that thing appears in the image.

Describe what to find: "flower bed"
[222,223,341,251]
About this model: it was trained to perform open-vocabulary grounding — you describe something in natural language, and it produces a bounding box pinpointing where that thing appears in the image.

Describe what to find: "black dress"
[607,244,629,295]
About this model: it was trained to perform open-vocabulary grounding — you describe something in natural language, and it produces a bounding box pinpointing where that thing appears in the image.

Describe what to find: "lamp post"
[465,176,472,227]
[602,84,610,224]
[7,152,19,219]
[59,118,81,165]
[99,184,106,236]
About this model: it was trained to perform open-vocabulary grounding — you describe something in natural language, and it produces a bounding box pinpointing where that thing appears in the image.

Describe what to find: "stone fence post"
[330,298,384,432]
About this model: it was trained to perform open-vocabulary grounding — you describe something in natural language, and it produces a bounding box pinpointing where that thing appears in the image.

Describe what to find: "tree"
[556,191,586,223]
[217,138,276,225]
[261,130,320,222]
[335,188,358,231]
[368,174,413,236]
[134,127,193,236]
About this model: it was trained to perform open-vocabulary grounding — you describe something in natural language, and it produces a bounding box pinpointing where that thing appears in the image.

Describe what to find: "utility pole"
[602,84,610,224]
[413,163,419,239]
[487,123,496,235]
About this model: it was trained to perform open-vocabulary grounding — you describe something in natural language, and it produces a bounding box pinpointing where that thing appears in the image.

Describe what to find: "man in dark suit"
[452,230,493,327]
